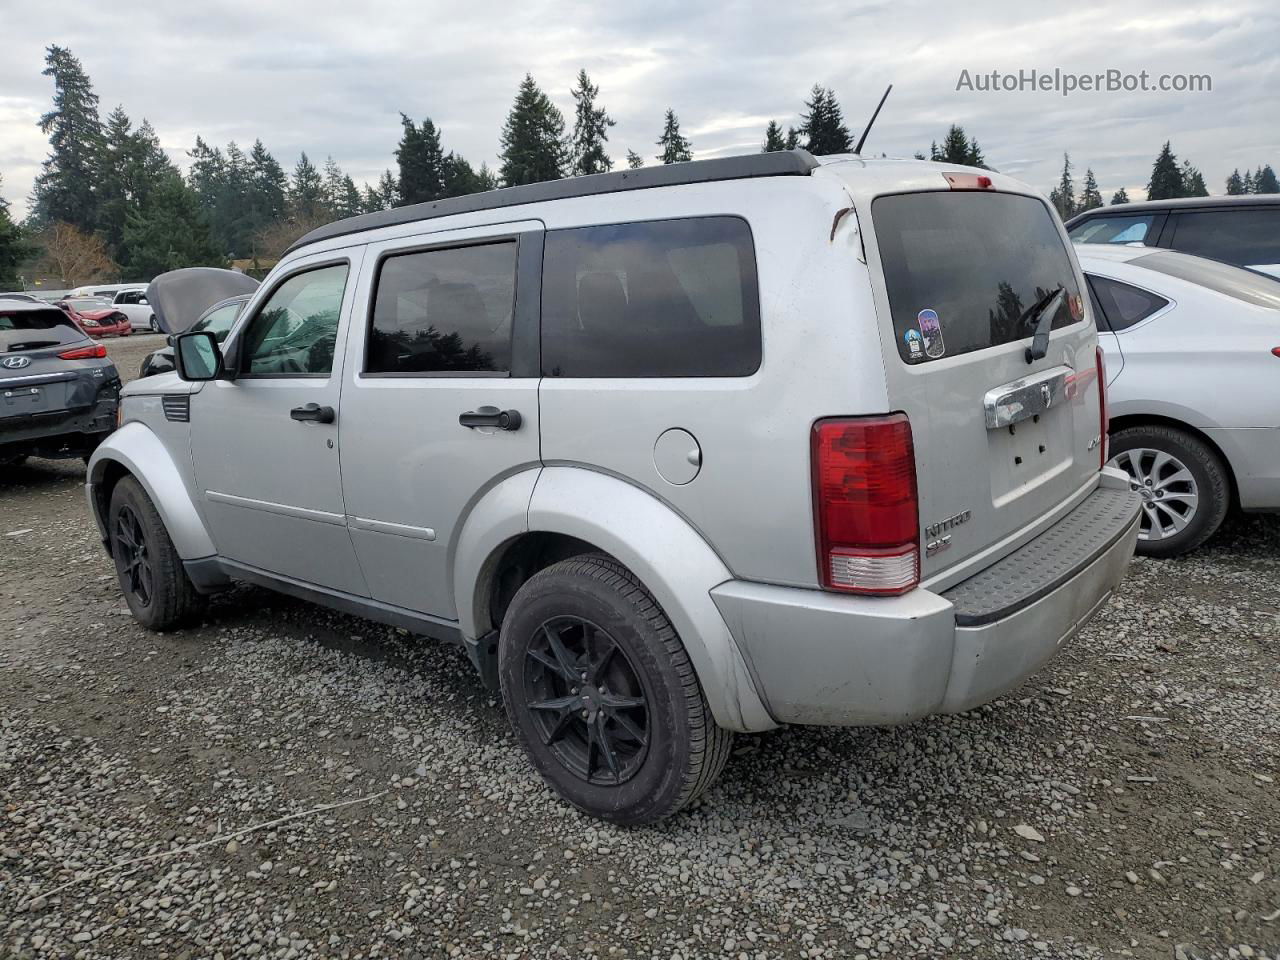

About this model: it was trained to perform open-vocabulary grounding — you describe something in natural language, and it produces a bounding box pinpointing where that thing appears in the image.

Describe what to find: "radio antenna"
[852,84,893,155]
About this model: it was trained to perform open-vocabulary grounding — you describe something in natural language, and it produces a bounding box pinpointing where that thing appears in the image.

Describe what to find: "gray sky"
[2,0,1277,218]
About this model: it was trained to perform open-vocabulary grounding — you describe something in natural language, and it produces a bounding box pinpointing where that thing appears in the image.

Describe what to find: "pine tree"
[1180,160,1208,197]
[123,173,221,277]
[1110,187,1130,205]
[626,150,644,170]
[220,142,253,254]
[655,109,693,164]
[1078,168,1103,212]
[499,74,568,187]
[569,69,614,176]
[0,173,33,289]
[289,153,325,221]
[784,127,800,150]
[95,109,177,266]
[1243,170,1256,193]
[1048,153,1075,219]
[335,175,363,219]
[247,140,287,230]
[1256,164,1279,194]
[1225,169,1246,195]
[31,45,103,230]
[376,169,400,209]
[799,86,851,156]
[929,125,984,167]
[321,156,346,215]
[1146,142,1183,201]
[396,115,446,205]
[761,120,786,152]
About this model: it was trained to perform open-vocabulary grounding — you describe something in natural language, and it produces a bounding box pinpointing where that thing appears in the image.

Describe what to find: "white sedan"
[109,288,160,332]
[1076,244,1280,556]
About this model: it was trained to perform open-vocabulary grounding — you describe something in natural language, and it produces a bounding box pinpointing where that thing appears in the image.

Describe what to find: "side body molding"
[86,421,216,560]
[522,467,776,733]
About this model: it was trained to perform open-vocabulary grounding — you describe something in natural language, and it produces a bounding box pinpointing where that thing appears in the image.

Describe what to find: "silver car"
[1077,244,1280,556]
[87,152,1141,823]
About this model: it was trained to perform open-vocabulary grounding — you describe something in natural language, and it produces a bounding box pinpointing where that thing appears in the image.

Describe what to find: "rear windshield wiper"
[1021,284,1065,364]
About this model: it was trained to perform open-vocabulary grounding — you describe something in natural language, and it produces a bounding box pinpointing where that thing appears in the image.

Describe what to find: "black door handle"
[459,406,522,431]
[290,403,335,424]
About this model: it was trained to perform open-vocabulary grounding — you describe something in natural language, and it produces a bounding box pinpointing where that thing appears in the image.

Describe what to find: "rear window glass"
[1086,275,1169,331]
[873,192,1084,364]
[1068,214,1159,245]
[1134,251,1280,308]
[1168,209,1280,268]
[0,307,86,350]
[541,217,761,377]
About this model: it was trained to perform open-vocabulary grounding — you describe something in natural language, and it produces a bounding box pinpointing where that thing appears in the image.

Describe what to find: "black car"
[1,300,121,466]
[139,294,251,378]
[1066,194,1280,279]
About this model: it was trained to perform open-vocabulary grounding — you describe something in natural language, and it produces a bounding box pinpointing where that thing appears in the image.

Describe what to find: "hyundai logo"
[1,356,31,370]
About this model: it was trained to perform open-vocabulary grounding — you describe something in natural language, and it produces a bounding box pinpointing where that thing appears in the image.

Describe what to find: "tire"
[108,476,203,630]
[149,315,158,332]
[1109,425,1230,558]
[498,555,733,825]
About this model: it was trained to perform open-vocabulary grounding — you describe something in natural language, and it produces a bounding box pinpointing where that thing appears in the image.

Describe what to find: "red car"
[56,298,132,338]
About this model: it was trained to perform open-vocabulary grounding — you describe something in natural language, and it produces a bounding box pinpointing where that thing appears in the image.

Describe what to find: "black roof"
[1066,192,1279,226]
[286,150,821,255]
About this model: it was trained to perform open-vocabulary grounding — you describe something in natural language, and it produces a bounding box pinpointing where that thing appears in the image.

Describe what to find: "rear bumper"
[711,478,1141,727]
[0,384,119,457]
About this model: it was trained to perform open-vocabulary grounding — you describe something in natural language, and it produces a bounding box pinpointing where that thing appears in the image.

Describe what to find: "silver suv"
[87,151,1141,824]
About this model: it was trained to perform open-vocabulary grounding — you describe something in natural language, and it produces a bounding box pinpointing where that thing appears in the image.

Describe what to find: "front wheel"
[148,315,158,332]
[1108,425,1230,558]
[108,476,203,629]
[499,555,733,825]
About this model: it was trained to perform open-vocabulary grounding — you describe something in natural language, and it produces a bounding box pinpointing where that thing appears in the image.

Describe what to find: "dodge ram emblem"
[2,356,31,369]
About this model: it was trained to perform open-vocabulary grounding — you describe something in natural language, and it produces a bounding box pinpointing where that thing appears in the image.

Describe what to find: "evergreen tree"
[1048,153,1075,219]
[442,154,494,197]
[626,150,644,170]
[95,109,177,266]
[1180,160,1208,197]
[784,127,800,150]
[475,163,499,191]
[1078,168,1103,212]
[762,120,786,152]
[289,152,325,221]
[499,75,568,187]
[123,173,221,277]
[1146,142,1183,201]
[321,156,346,215]
[929,125,985,167]
[376,169,400,209]
[1110,187,1130,205]
[31,45,103,230]
[1226,169,1246,195]
[569,69,614,176]
[335,175,364,219]
[656,109,693,164]
[1256,164,1279,193]
[799,85,851,156]
[247,140,287,230]
[361,184,382,213]
[221,142,253,253]
[1243,169,1256,193]
[0,174,33,289]
[396,114,446,205]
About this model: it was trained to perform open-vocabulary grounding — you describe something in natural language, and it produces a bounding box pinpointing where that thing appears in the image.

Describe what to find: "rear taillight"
[1272,347,1280,358]
[1096,346,1108,468]
[811,414,919,596]
[943,172,994,190]
[58,344,108,360]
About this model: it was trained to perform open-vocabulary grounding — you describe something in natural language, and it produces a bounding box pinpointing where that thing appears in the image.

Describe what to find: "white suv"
[87,151,1141,823]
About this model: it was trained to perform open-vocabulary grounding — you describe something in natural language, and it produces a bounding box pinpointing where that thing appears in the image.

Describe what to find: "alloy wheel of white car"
[1109,447,1199,542]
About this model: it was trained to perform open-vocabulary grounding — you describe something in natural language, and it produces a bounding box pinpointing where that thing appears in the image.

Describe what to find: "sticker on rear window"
[903,328,925,362]
[918,309,946,359]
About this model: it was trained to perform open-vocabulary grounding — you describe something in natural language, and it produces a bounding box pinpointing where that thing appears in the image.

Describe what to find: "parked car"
[139,294,251,378]
[109,288,160,332]
[1067,195,1280,279]
[88,151,1141,824]
[1075,244,1280,556]
[0,293,42,303]
[71,282,147,301]
[1,300,121,466]
[57,298,133,338]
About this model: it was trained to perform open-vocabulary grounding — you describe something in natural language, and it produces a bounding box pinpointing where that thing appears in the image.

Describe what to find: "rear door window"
[1086,275,1169,331]
[873,192,1084,363]
[1068,213,1163,246]
[540,217,761,377]
[1168,208,1280,267]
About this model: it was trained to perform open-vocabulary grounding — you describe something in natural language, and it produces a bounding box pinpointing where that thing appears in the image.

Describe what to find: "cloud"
[2,0,1277,216]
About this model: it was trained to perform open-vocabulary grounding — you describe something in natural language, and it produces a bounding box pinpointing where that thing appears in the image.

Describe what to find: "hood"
[147,268,260,335]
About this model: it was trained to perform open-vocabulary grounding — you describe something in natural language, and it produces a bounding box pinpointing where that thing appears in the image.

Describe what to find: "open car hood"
[147,268,260,335]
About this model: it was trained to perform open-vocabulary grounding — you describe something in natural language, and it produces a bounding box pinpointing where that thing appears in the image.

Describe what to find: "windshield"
[192,301,244,341]
[0,307,87,350]
[1133,251,1280,309]
[873,191,1084,363]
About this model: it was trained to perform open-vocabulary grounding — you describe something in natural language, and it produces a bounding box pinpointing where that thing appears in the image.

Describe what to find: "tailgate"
[868,189,1104,580]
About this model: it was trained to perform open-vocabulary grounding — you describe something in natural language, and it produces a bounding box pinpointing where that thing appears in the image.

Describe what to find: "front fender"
[86,421,216,560]
[524,467,776,733]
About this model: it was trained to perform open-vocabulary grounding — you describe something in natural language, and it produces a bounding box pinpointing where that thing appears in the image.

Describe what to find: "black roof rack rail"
[285,149,820,254]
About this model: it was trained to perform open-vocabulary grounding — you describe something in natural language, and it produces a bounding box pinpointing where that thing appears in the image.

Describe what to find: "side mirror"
[175,331,224,381]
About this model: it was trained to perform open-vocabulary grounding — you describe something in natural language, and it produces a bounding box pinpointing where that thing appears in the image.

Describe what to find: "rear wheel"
[148,315,158,332]
[498,555,733,825]
[1108,425,1229,558]
[108,476,203,629]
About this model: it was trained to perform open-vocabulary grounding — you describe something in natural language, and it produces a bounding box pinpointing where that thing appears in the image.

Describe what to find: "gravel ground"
[1,334,1278,959]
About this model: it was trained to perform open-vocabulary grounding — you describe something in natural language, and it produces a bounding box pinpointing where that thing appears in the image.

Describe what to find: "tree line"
[1,43,1276,290]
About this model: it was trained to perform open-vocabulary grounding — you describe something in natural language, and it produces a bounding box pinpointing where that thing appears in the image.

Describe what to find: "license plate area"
[2,384,55,418]
[988,411,1073,507]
